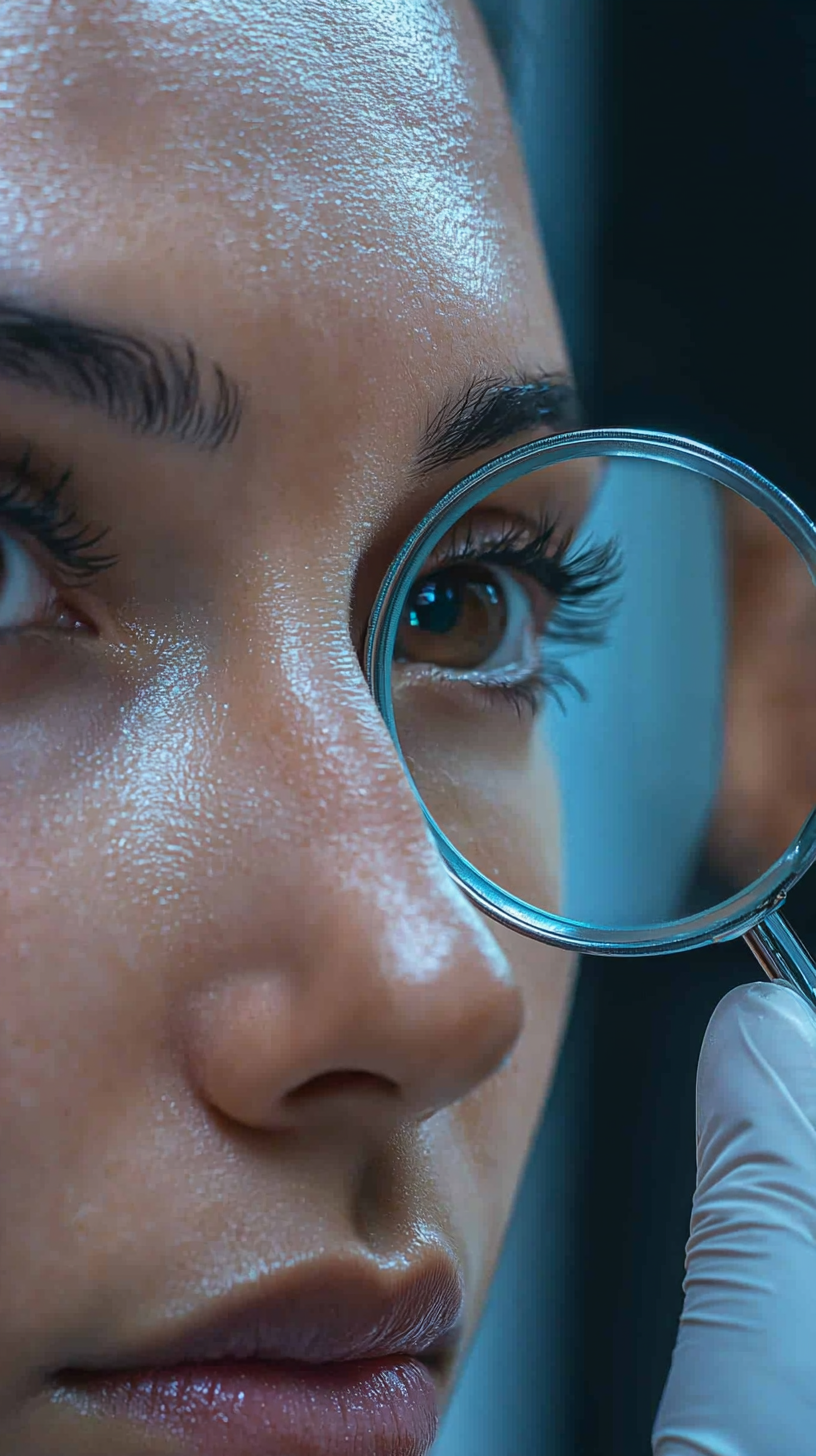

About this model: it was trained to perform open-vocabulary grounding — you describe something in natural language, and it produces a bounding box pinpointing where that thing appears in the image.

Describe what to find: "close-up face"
[0,2,580,1452]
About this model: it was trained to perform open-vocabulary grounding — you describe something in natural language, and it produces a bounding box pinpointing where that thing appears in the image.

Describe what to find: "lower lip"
[51,1357,440,1456]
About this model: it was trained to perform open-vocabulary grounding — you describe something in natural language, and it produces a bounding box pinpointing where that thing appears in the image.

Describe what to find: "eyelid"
[0,443,118,582]
[417,516,565,650]
[421,508,561,574]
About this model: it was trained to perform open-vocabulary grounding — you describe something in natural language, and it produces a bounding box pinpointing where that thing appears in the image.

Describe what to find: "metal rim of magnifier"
[364,428,816,957]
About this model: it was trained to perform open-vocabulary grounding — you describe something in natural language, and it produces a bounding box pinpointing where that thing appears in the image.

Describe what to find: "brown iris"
[394,563,508,670]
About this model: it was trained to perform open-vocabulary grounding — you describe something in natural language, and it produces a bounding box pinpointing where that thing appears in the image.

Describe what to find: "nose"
[181,673,525,1139]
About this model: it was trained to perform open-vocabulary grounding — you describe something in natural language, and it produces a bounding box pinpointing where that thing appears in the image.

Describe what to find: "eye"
[394,561,542,674]
[387,510,622,719]
[0,529,95,635]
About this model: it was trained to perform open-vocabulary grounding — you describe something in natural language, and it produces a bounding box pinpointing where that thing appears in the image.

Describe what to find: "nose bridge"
[210,620,429,867]
[212,626,516,977]
[175,641,525,1134]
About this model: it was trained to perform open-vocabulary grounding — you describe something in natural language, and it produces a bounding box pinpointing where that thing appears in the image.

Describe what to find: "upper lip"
[63,1255,465,1373]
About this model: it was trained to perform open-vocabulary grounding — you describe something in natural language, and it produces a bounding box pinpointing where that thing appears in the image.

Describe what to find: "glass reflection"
[389,453,815,930]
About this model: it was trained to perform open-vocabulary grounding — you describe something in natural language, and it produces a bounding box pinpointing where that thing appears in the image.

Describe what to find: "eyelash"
[0,459,620,717]
[0,445,117,584]
[429,514,622,716]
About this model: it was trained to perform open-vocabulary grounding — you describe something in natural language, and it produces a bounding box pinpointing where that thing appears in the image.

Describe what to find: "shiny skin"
[0,3,575,1450]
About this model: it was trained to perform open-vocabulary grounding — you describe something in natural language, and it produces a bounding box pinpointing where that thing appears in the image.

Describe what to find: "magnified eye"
[0,530,92,634]
[387,510,622,718]
[394,562,538,673]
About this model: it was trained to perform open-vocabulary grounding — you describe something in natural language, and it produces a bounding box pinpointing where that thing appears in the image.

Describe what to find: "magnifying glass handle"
[744,910,816,1011]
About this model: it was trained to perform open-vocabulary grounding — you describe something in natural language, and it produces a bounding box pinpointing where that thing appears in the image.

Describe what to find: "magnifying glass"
[364,430,816,1005]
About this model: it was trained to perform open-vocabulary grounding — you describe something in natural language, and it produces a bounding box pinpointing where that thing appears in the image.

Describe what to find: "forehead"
[0,1,552,315]
[0,0,565,523]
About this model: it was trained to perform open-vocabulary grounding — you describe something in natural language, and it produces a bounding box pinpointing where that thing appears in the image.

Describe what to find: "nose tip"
[183,853,525,1139]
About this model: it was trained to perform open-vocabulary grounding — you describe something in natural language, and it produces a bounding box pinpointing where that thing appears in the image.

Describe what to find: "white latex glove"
[653,979,816,1454]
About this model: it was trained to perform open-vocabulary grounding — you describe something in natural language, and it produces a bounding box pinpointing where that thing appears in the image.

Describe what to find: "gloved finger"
[653,979,816,1456]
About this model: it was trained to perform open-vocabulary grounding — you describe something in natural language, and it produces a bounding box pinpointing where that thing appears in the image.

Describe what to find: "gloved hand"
[653,980,816,1455]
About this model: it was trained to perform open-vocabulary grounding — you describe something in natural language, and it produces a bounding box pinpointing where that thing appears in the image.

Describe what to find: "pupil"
[408,574,463,635]
[393,562,508,671]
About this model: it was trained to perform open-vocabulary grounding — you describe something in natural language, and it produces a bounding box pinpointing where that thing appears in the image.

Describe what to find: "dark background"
[467,3,816,1454]
[569,2,816,1452]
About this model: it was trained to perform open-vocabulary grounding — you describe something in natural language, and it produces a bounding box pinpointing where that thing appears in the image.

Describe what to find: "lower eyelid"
[393,659,546,705]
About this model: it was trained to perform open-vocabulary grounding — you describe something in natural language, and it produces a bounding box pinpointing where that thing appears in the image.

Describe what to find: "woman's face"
[0,2,578,1451]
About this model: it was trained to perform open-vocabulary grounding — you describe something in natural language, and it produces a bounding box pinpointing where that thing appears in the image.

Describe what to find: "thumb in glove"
[653,979,816,1455]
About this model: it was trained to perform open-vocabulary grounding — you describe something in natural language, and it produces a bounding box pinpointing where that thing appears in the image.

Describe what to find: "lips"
[49,1256,465,1456]
[63,1256,465,1370]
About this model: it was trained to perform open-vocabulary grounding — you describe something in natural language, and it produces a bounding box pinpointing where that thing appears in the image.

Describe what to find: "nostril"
[283,1069,400,1108]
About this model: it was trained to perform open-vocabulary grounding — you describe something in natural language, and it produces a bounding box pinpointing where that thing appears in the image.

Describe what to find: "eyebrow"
[0,301,577,472]
[414,369,581,477]
[0,300,244,451]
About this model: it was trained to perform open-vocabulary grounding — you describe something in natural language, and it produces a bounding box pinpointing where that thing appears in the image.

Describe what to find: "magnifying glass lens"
[381,444,816,941]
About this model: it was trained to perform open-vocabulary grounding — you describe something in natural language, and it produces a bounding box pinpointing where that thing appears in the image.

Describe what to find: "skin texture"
[0,2,577,1450]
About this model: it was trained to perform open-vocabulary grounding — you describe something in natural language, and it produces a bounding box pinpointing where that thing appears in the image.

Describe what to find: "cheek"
[0,927,143,1376]
[442,935,575,1297]
[389,690,569,1259]
[394,690,562,911]
[486,929,575,1172]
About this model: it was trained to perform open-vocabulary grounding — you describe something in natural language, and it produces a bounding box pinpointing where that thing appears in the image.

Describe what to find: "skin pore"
[0,2,578,1450]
